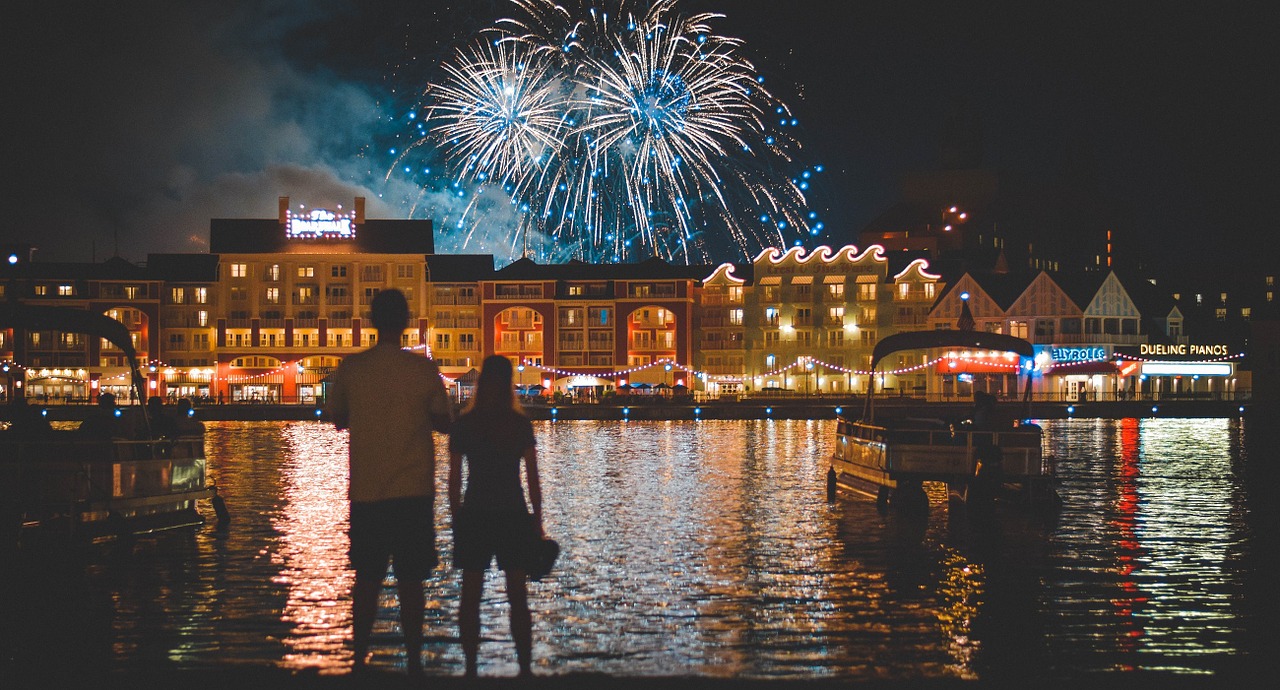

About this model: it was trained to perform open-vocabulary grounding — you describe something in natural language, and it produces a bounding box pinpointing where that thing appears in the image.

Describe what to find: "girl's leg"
[504,570,533,677]
[460,569,485,677]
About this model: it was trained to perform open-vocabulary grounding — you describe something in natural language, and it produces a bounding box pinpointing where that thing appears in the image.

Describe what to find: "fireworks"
[400,0,823,264]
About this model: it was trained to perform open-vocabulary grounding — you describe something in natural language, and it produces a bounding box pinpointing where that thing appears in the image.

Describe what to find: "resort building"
[1,201,1250,405]
[695,245,946,398]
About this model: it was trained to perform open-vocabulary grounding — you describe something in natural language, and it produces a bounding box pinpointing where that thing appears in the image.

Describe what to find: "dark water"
[2,417,1273,680]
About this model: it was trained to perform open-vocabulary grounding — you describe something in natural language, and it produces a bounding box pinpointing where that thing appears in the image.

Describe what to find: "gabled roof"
[424,254,495,282]
[146,254,221,282]
[1047,270,1110,310]
[952,272,1039,311]
[0,257,153,281]
[1113,270,1178,318]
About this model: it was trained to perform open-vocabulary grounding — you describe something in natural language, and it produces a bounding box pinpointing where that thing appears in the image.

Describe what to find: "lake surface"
[2,417,1274,681]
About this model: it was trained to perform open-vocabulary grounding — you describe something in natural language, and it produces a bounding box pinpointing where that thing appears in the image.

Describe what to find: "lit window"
[35,285,48,296]
[267,264,280,281]
[196,311,208,327]
[730,309,744,325]
[1242,307,1251,320]
[1215,308,1227,321]
[266,287,280,304]
[298,266,315,278]
[58,284,74,296]
[230,263,247,278]
[194,287,208,304]
[171,287,185,304]
[828,283,844,298]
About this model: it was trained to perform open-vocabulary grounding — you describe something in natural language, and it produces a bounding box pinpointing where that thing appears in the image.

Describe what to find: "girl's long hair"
[465,355,522,416]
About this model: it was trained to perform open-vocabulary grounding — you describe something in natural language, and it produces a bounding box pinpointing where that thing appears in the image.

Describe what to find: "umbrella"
[672,383,688,392]
[654,382,671,390]
[457,368,480,385]
[632,383,651,389]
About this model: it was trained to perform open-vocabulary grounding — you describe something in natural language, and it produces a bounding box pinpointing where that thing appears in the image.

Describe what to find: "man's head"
[98,392,116,409]
[370,288,410,336]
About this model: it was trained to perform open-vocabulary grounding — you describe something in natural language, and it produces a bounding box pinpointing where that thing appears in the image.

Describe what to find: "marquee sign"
[1048,346,1107,363]
[286,208,355,239]
[1138,343,1230,357]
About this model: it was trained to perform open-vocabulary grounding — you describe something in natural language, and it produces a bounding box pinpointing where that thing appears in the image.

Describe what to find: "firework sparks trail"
[396,0,825,264]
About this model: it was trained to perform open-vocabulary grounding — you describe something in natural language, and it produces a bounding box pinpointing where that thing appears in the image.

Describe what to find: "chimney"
[278,197,290,224]
[354,196,366,224]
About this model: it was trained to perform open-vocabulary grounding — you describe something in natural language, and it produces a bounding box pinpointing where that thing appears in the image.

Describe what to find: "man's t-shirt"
[328,346,451,503]
[449,409,536,513]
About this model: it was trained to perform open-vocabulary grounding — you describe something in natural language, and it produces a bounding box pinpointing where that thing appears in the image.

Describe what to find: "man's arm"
[424,359,453,434]
[327,368,349,430]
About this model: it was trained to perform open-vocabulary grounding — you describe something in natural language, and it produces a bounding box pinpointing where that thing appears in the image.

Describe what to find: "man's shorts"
[453,509,535,573]
[349,496,438,582]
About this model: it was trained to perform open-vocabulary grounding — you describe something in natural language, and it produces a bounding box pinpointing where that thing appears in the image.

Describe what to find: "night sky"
[4,0,1274,274]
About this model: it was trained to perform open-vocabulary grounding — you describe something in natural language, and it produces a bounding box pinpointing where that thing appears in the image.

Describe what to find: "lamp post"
[805,358,814,396]
[664,362,673,391]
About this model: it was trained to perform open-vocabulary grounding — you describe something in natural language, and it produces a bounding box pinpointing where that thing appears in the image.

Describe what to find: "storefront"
[1035,345,1119,401]
[1114,343,1240,400]
[934,349,1024,399]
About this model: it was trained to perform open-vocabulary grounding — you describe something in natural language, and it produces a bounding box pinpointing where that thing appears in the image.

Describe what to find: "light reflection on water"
[1,417,1263,680]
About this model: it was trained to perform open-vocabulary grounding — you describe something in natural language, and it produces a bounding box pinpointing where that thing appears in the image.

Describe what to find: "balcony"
[504,317,539,329]
[326,295,353,306]
[699,340,744,350]
[633,317,673,329]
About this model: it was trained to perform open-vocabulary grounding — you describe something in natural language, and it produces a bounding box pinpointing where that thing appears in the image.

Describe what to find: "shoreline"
[7,398,1255,423]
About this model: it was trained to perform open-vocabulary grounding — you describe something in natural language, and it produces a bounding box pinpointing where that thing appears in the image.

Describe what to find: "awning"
[936,360,1024,375]
[1044,361,1119,375]
[822,275,846,284]
[757,276,782,285]
[790,275,813,284]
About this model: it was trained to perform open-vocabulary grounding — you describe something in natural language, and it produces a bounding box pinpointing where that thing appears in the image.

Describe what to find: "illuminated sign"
[1140,362,1233,377]
[1139,343,1229,357]
[286,209,355,239]
[1049,346,1107,362]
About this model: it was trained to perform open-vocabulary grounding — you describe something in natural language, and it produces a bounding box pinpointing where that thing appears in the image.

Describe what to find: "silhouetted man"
[327,288,452,676]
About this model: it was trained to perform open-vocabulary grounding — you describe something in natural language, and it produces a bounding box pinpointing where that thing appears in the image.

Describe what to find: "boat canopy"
[858,329,1036,421]
[870,329,1035,370]
[0,303,148,406]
